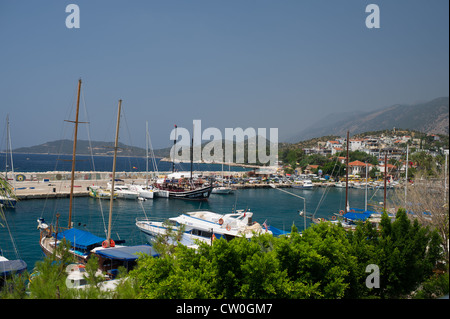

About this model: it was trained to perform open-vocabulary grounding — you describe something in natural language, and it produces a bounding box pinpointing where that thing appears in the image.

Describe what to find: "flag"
[262,219,268,232]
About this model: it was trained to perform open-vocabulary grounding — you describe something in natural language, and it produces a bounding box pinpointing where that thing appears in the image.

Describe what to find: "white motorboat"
[136,209,273,247]
[128,184,158,199]
[211,186,233,194]
[107,182,139,200]
[65,263,122,291]
[292,179,313,189]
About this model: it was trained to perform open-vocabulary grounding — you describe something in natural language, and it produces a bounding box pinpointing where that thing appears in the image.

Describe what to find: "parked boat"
[107,182,139,200]
[37,82,155,274]
[0,115,17,209]
[128,121,160,200]
[154,183,212,200]
[292,179,313,189]
[136,209,284,247]
[154,124,213,200]
[89,186,116,199]
[211,163,233,194]
[330,208,393,230]
[211,186,233,194]
[334,181,347,188]
[0,255,27,286]
[129,184,158,199]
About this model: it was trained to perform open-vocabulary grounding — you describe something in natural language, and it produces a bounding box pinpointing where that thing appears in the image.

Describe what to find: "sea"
[1,153,389,271]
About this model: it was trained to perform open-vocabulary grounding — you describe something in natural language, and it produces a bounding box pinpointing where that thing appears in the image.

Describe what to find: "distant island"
[12,139,170,158]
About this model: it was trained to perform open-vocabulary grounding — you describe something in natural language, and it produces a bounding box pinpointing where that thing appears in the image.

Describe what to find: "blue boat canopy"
[268,226,290,236]
[343,211,373,221]
[95,245,158,261]
[0,259,27,276]
[56,228,106,250]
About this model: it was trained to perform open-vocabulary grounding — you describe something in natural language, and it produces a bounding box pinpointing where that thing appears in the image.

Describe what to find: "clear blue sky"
[1,0,448,149]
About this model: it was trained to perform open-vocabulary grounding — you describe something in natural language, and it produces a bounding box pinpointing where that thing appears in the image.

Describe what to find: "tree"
[371,210,443,298]
[392,167,449,267]
[27,239,77,299]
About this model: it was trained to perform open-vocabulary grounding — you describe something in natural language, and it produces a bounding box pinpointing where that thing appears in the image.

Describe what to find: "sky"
[0,0,448,150]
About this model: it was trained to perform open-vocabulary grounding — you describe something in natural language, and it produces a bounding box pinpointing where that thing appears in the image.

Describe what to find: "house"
[304,164,319,175]
[348,160,373,176]
[332,147,344,155]
[377,163,397,176]
[349,139,364,152]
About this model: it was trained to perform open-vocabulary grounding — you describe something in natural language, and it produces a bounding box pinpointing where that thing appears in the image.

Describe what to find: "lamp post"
[270,184,307,231]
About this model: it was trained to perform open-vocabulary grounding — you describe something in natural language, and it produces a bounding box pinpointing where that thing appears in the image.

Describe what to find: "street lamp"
[270,183,307,231]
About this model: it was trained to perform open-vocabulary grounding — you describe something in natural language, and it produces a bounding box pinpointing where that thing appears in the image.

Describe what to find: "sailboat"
[128,121,159,199]
[154,124,212,200]
[37,81,156,272]
[328,132,389,229]
[212,163,233,194]
[0,115,17,209]
[89,100,157,271]
[37,79,106,263]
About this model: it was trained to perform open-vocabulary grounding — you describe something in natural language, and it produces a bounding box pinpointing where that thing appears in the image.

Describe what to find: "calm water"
[0,153,252,173]
[1,187,388,270]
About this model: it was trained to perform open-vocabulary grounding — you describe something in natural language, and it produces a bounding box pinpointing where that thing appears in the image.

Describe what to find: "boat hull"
[0,196,17,208]
[155,185,213,200]
[212,187,233,194]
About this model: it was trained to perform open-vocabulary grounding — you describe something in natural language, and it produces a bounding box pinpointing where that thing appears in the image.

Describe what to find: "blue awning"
[95,245,158,261]
[343,212,372,221]
[0,259,27,276]
[56,228,106,250]
[268,226,290,236]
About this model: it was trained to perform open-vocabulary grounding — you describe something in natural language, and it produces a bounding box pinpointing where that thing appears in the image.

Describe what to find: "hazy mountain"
[12,139,169,158]
[12,136,276,165]
[286,97,449,142]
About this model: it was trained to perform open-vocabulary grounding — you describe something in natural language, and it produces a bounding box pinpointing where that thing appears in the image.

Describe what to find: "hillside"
[13,139,170,158]
[286,97,449,143]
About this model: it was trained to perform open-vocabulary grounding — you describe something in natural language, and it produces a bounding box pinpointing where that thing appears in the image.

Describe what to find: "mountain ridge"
[286,97,449,143]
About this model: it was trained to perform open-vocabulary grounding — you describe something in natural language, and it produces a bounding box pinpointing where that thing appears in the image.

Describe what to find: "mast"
[68,79,82,229]
[404,144,409,205]
[146,121,149,188]
[345,131,349,213]
[107,99,122,244]
[5,114,16,193]
[365,162,368,211]
[172,125,177,173]
[190,123,194,184]
[384,153,387,212]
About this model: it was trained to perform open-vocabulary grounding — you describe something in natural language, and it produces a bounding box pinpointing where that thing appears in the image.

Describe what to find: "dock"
[10,170,275,200]
[14,179,103,200]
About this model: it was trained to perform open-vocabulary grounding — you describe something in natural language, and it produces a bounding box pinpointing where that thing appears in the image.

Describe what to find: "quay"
[11,170,286,200]
[9,171,389,200]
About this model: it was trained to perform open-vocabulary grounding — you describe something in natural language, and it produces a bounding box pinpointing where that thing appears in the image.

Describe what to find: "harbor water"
[1,186,387,271]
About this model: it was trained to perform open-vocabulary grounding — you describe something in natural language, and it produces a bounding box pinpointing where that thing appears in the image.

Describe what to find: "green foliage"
[412,272,449,299]
[27,239,77,299]
[2,208,445,299]
[126,208,444,299]
[370,209,443,298]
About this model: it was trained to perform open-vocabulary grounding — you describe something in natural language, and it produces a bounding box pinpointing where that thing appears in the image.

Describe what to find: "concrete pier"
[10,170,255,200]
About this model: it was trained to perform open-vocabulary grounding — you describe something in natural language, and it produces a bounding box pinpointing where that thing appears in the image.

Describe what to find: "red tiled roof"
[348,160,372,167]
